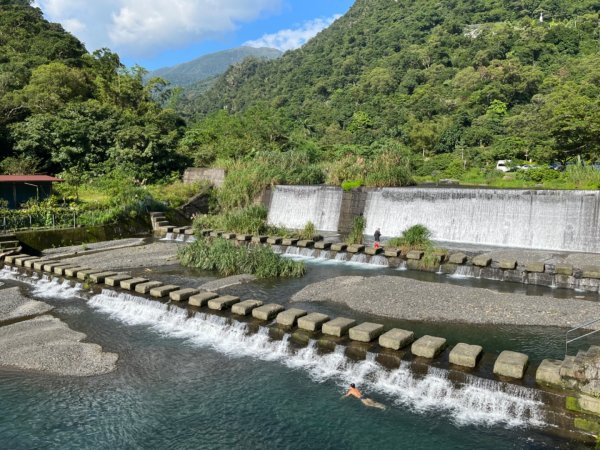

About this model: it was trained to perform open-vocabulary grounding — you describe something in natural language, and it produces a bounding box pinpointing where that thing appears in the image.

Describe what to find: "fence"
[0,210,105,233]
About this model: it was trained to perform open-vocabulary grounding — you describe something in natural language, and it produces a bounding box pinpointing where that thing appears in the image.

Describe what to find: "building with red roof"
[0,175,63,209]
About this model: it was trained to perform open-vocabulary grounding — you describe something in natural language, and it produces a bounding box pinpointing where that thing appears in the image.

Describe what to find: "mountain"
[148,46,282,88]
[186,0,599,168]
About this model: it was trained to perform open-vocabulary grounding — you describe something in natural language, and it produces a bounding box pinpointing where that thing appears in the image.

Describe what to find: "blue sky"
[34,0,354,70]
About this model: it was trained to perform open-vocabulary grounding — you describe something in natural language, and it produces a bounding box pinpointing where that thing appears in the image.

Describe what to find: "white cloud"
[34,0,281,56]
[244,14,341,52]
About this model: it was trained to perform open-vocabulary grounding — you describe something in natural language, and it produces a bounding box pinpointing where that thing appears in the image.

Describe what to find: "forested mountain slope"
[0,0,185,180]
[187,0,599,168]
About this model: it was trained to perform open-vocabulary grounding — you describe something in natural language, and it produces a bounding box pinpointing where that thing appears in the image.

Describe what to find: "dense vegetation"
[178,237,305,278]
[181,0,600,194]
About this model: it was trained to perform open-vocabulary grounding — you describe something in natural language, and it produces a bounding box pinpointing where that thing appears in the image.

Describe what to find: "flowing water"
[0,264,595,448]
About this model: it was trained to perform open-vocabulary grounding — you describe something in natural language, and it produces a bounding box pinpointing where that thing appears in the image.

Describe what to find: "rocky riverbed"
[292,275,600,328]
[0,286,117,376]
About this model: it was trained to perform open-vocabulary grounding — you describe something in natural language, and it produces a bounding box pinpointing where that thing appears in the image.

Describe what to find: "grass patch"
[566,396,580,412]
[298,221,316,240]
[178,237,305,278]
[347,216,366,245]
[385,224,432,250]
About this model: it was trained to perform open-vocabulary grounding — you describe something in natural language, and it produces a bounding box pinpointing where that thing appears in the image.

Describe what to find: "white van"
[495,160,512,172]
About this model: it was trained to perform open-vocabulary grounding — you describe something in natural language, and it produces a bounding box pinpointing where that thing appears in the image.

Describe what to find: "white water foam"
[87,290,544,429]
[0,267,84,299]
[450,265,480,279]
[161,232,175,241]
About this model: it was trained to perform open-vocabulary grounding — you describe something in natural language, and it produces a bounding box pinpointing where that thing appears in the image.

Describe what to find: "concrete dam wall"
[265,186,600,253]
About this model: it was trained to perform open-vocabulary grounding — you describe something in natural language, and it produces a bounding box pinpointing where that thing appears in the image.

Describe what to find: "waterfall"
[175,234,186,242]
[0,267,84,299]
[450,265,480,279]
[363,187,600,253]
[267,185,343,232]
[161,232,175,241]
[350,254,368,264]
[335,252,348,261]
[87,290,544,428]
[369,255,389,267]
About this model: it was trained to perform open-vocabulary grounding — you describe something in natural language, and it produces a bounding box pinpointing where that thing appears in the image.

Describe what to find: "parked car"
[549,162,564,171]
[495,160,512,172]
[516,164,537,171]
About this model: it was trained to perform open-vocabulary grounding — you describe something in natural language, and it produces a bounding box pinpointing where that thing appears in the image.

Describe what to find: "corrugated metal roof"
[0,175,63,183]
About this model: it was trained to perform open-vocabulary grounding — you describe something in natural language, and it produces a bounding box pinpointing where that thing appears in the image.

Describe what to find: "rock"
[331,243,348,252]
[297,313,330,332]
[406,250,424,260]
[578,394,600,415]
[536,359,563,386]
[149,285,180,298]
[493,350,529,379]
[282,238,299,246]
[348,322,384,342]
[314,242,332,250]
[347,245,365,253]
[170,288,199,302]
[365,247,383,256]
[135,281,163,294]
[120,277,149,290]
[384,248,401,257]
[378,328,414,350]
[252,303,285,321]
[449,343,483,368]
[297,240,314,248]
[555,264,573,276]
[322,317,357,337]
[498,259,517,270]
[267,237,282,245]
[472,255,492,267]
[276,308,307,326]
[208,295,240,311]
[581,380,600,398]
[411,335,447,358]
[526,262,545,273]
[582,266,600,279]
[188,291,219,307]
[231,299,263,316]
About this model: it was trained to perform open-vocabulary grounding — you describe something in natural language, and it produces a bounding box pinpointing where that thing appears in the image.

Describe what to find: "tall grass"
[178,237,305,278]
[386,224,432,250]
[298,221,316,240]
[193,205,271,235]
[347,216,366,244]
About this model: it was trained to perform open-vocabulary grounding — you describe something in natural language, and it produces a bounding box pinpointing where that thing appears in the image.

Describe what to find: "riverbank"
[292,275,600,328]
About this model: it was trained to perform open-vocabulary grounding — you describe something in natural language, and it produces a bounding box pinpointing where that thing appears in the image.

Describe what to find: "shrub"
[385,224,432,250]
[178,237,305,278]
[298,221,316,240]
[347,215,366,244]
[364,149,415,187]
[341,179,363,191]
[193,205,271,235]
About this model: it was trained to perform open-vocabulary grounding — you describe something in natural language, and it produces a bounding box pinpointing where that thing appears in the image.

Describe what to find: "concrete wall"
[338,189,368,235]
[183,168,226,187]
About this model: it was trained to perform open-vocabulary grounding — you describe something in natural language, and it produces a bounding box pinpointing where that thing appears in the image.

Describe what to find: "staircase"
[0,233,21,259]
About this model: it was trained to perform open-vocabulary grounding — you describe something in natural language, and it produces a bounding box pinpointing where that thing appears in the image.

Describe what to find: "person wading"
[341,383,386,410]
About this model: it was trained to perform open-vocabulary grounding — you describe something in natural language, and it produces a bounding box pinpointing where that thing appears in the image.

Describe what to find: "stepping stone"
[349,322,385,342]
[536,359,563,386]
[331,243,347,252]
[221,233,236,240]
[472,255,492,267]
[448,252,467,264]
[411,335,447,358]
[162,226,175,232]
[406,250,424,260]
[449,343,483,368]
[297,313,330,332]
[120,278,149,290]
[583,266,600,279]
[379,328,414,350]
[347,245,365,253]
[251,236,268,243]
[170,288,199,302]
[526,262,545,273]
[150,284,180,298]
[15,256,37,267]
[297,240,314,248]
[77,269,106,281]
[4,254,28,264]
[364,247,383,256]
[44,262,69,273]
[276,308,307,327]
[199,229,213,236]
[267,237,282,245]
[498,259,517,270]
[105,274,133,287]
[88,272,118,283]
[64,267,90,277]
[384,248,401,257]
[54,265,78,276]
[232,299,264,316]
[282,238,299,246]
[555,264,573,276]
[493,351,529,379]
[236,234,252,242]
[184,228,195,235]
[314,241,332,250]
[135,281,163,294]
[322,317,357,337]
[188,291,219,307]
[33,261,48,270]
[24,259,43,269]
[209,231,223,237]
[155,220,169,227]
[208,295,240,311]
[252,303,285,321]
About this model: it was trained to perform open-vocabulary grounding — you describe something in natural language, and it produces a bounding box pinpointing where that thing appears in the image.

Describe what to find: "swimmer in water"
[342,383,386,410]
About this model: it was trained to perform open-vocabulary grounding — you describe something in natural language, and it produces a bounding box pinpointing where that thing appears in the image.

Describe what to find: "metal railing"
[0,211,104,233]
[565,317,600,356]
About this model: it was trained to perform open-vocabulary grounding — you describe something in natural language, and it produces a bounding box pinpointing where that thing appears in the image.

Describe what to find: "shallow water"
[0,263,596,448]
